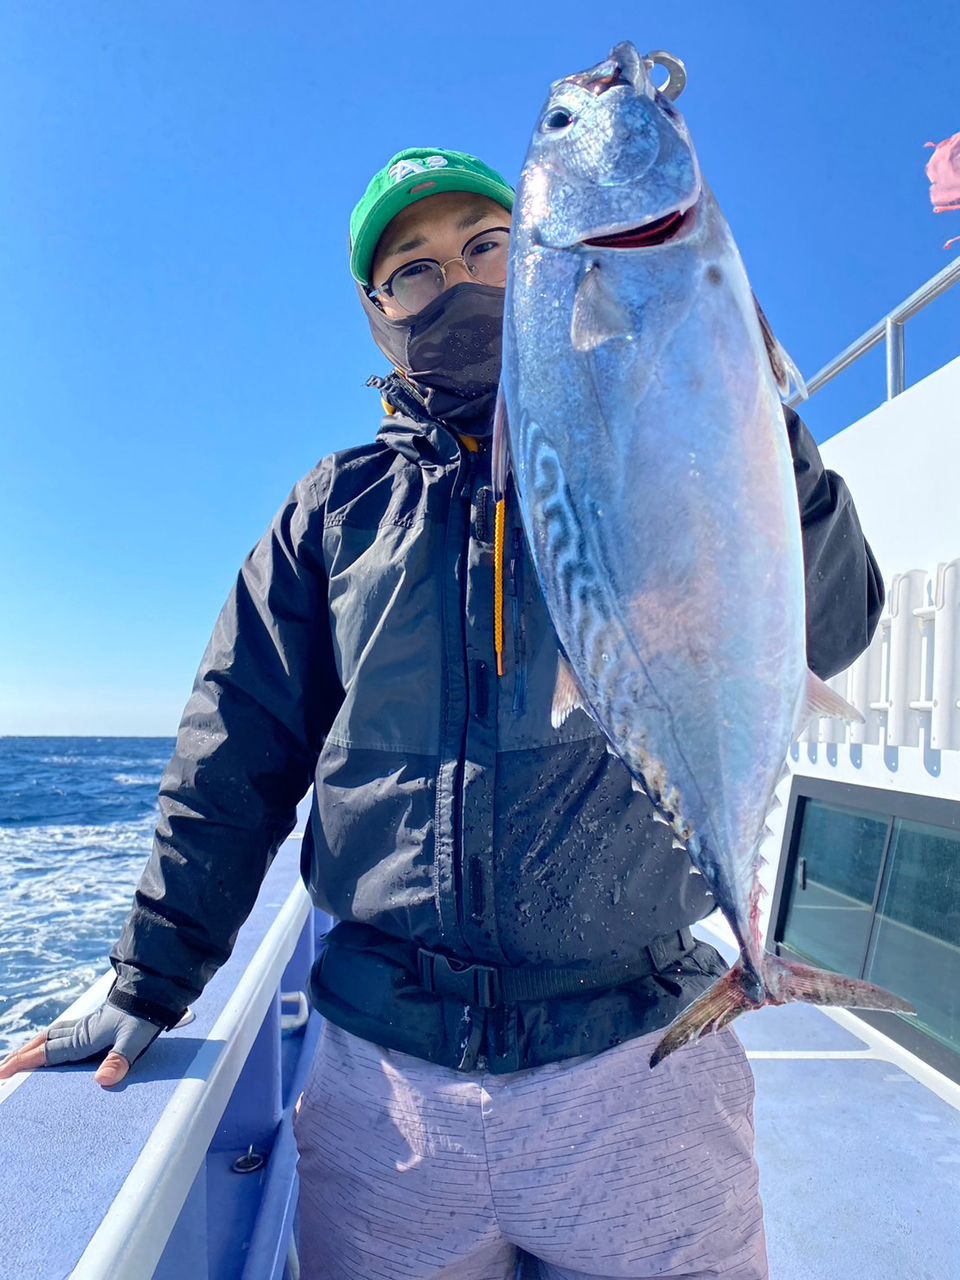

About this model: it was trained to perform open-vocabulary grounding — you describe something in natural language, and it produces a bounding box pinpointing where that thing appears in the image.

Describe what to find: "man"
[1,148,883,1279]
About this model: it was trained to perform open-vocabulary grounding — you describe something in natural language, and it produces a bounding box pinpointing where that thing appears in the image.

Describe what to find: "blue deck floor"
[695,922,960,1280]
[4,879,956,1280]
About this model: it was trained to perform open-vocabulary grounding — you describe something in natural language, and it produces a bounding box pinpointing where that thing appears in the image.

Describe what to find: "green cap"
[349,147,514,286]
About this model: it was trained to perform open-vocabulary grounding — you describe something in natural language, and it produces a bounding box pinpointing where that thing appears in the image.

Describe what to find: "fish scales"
[496,40,914,1064]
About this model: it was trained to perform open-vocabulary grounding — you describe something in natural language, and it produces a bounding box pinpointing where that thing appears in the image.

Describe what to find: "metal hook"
[643,50,687,102]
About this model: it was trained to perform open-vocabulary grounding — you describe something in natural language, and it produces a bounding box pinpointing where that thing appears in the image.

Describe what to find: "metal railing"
[786,255,960,407]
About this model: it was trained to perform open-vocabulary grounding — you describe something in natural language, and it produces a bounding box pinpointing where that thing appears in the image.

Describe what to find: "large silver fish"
[494,41,913,1066]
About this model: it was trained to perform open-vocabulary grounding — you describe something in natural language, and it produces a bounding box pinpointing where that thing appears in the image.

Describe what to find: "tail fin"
[649,953,915,1068]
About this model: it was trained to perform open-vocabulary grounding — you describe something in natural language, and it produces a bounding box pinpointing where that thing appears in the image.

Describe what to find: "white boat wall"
[745,349,960,947]
[0,263,958,1280]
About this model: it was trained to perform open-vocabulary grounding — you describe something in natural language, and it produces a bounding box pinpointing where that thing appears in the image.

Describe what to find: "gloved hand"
[0,1001,165,1089]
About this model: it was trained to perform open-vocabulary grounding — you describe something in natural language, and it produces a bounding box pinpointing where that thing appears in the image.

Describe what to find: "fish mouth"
[581,202,696,250]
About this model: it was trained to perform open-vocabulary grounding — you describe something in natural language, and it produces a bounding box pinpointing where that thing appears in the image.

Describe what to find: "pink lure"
[925,132,960,249]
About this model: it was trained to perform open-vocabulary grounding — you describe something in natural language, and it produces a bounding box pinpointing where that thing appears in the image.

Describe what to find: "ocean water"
[0,736,175,1058]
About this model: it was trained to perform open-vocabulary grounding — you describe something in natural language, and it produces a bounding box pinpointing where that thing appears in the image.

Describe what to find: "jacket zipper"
[510,526,527,715]
[452,447,476,935]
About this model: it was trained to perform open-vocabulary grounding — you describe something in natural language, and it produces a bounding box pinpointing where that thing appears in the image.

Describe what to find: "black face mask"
[359,282,504,434]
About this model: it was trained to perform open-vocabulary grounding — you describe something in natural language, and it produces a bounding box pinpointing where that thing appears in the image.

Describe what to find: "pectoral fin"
[571,265,634,352]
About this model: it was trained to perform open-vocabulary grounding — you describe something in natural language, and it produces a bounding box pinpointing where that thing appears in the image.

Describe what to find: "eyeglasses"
[369,226,511,315]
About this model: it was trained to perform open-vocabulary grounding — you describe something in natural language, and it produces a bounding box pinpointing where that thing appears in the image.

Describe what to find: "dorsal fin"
[492,386,511,501]
[753,291,807,401]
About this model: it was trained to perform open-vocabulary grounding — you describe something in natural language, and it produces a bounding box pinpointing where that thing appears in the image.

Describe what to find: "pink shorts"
[293,1019,767,1279]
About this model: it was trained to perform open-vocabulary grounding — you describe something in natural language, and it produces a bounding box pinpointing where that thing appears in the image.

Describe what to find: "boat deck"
[695,921,960,1280]
[2,834,958,1279]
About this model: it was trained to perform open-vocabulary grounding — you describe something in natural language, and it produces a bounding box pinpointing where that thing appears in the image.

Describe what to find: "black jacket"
[107,396,884,1071]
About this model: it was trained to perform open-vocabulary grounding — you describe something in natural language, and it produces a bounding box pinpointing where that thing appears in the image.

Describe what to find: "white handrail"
[70,878,312,1280]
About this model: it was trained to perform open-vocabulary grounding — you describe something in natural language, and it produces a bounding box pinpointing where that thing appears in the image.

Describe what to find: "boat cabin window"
[772,780,960,1077]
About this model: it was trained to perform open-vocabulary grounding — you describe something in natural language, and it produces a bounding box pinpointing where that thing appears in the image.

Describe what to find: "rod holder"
[848,622,885,745]
[886,570,927,747]
[931,559,960,750]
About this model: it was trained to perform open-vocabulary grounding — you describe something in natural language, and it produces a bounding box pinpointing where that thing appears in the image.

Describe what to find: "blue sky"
[2,1,958,736]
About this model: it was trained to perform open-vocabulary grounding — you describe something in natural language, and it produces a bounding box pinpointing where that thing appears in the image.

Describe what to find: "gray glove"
[44,1002,163,1068]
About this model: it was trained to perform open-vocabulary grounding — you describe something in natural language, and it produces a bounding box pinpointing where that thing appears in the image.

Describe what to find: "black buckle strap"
[415,928,695,1009]
[645,929,693,973]
[417,950,502,1008]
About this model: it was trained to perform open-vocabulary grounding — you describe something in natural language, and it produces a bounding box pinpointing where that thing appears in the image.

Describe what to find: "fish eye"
[541,106,574,132]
